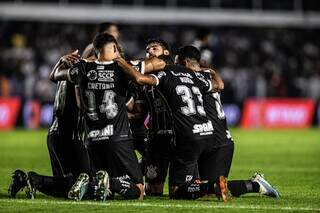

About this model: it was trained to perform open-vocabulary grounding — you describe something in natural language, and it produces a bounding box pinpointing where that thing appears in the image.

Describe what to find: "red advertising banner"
[0,98,21,130]
[241,99,315,128]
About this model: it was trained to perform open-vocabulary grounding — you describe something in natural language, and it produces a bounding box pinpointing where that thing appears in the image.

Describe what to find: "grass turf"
[0,128,319,212]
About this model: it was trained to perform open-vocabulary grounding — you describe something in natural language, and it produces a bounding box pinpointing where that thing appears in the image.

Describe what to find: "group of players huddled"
[8,23,280,202]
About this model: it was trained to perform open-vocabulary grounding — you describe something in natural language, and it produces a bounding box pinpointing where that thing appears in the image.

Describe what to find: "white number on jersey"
[85,90,118,120]
[176,85,206,116]
[100,90,118,119]
[212,92,225,119]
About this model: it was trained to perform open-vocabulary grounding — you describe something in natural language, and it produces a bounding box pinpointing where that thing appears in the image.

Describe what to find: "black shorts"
[170,138,232,186]
[145,134,173,184]
[198,142,234,181]
[132,128,148,157]
[47,132,91,178]
[87,139,143,184]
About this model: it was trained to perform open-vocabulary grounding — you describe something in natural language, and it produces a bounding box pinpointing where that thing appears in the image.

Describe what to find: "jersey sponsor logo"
[98,70,114,82]
[87,70,98,81]
[192,120,214,135]
[88,125,114,141]
[179,77,194,84]
[170,71,193,78]
[88,82,114,90]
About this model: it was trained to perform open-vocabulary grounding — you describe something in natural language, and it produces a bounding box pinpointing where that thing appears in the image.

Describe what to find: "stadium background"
[0,1,320,212]
[1,0,320,129]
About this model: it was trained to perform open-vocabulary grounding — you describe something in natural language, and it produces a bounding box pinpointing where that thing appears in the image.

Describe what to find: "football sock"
[30,173,72,198]
[109,178,141,199]
[171,180,215,199]
[228,180,260,197]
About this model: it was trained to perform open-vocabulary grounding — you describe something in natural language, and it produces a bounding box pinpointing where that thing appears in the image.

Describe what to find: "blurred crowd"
[0,21,320,104]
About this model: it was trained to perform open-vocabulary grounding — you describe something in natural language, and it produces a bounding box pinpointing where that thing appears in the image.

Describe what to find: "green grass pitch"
[0,128,319,212]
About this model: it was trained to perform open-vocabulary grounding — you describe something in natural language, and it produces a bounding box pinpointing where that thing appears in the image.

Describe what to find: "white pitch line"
[1,199,320,212]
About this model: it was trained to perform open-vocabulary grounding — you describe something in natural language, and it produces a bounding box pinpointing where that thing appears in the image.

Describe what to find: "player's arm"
[206,69,224,91]
[115,57,158,86]
[143,57,166,74]
[49,50,80,82]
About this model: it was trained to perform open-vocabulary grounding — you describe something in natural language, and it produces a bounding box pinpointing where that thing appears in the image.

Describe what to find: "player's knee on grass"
[109,178,143,200]
[169,180,215,200]
[145,182,164,196]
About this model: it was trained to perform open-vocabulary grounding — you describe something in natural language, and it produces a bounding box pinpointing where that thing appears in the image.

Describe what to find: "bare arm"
[115,57,158,86]
[50,50,80,83]
[210,69,224,91]
[144,57,166,74]
[203,68,224,92]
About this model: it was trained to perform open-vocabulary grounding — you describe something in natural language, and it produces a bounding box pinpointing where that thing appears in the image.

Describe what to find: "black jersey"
[151,65,214,142]
[195,71,233,147]
[68,59,132,142]
[49,80,78,135]
[126,60,148,131]
[145,87,174,136]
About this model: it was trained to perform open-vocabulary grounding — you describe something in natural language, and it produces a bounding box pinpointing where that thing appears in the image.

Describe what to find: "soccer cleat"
[26,171,38,199]
[8,170,27,198]
[216,176,230,202]
[93,170,111,201]
[68,173,90,201]
[251,172,280,198]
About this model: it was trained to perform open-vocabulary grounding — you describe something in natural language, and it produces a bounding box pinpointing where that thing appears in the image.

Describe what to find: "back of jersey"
[151,65,214,142]
[70,60,132,142]
[196,71,233,146]
[50,80,78,136]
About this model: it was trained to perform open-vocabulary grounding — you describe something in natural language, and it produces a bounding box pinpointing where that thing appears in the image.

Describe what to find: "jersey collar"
[94,60,114,65]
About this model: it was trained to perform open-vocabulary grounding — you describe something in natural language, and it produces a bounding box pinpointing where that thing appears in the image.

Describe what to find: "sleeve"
[125,81,137,106]
[195,71,213,93]
[128,60,145,74]
[149,71,168,87]
[67,61,84,84]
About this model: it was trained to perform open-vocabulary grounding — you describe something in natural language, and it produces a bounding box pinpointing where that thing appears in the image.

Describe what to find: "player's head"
[145,38,170,58]
[175,45,201,67]
[98,22,120,40]
[93,32,119,60]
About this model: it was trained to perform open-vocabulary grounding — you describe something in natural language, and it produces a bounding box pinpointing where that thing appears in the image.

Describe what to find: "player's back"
[71,60,132,143]
[49,80,78,136]
[152,65,214,142]
[195,71,233,146]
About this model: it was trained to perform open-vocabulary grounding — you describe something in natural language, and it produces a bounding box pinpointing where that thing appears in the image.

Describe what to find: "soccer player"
[141,39,175,196]
[54,33,144,201]
[175,45,280,198]
[115,53,231,201]
[8,51,91,199]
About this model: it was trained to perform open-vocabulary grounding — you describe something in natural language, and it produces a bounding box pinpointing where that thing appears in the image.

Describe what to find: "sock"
[109,178,141,199]
[171,180,215,200]
[31,173,72,198]
[228,180,260,197]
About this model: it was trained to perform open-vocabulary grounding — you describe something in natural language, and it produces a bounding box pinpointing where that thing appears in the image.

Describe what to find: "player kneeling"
[53,33,144,201]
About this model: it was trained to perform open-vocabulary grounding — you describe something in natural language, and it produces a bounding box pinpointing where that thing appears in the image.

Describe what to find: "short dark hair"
[93,32,117,53]
[98,22,117,33]
[146,38,171,52]
[176,45,201,63]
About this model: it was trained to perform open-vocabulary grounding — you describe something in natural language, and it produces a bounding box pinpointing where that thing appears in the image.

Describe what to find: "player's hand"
[114,55,126,64]
[201,67,216,74]
[60,50,80,67]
